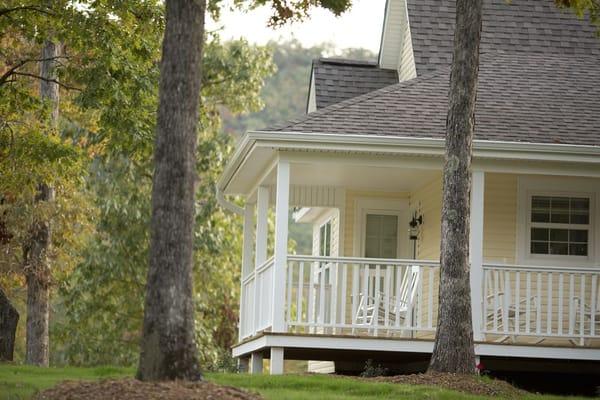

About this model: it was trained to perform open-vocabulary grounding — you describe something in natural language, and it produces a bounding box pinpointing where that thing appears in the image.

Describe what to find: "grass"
[0,364,593,400]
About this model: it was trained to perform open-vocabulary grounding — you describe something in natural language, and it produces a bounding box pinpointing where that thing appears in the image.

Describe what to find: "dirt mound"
[375,372,527,398]
[33,378,262,400]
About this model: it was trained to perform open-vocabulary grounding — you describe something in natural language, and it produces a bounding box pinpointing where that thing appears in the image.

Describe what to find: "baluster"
[547,272,553,335]
[503,270,510,334]
[374,265,381,336]
[536,272,542,335]
[579,274,586,341]
[362,265,369,325]
[525,272,531,334]
[405,267,414,330]
[340,262,348,333]
[569,273,575,336]
[514,271,520,335]
[287,261,294,327]
[384,266,391,329]
[297,262,304,326]
[482,268,488,332]
[319,262,326,326]
[558,272,564,335]
[395,265,402,328]
[417,266,423,329]
[352,264,359,332]
[493,269,499,332]
[591,274,597,338]
[331,262,338,333]
[428,268,434,329]
[308,262,315,332]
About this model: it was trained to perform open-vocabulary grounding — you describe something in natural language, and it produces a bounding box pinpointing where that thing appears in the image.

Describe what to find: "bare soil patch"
[33,378,262,400]
[373,372,527,398]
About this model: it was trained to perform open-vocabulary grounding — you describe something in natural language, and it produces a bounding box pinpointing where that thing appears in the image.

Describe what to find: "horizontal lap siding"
[484,174,518,264]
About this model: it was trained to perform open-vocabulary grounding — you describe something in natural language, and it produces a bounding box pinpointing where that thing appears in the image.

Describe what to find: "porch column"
[239,202,255,341]
[250,352,263,374]
[270,347,284,375]
[469,170,485,342]
[254,186,269,333]
[272,158,290,334]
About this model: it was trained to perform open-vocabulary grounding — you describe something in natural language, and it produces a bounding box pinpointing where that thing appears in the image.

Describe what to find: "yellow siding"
[484,174,518,263]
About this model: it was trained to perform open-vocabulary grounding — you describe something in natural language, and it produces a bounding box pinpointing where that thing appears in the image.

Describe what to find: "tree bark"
[137,0,206,381]
[428,0,482,374]
[23,39,60,367]
[0,287,19,361]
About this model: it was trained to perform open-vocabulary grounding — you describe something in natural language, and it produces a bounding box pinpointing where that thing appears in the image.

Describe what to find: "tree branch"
[11,72,81,91]
[0,5,53,18]
[0,56,69,86]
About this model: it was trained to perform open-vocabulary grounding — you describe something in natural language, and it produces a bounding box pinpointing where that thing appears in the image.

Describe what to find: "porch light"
[409,212,423,259]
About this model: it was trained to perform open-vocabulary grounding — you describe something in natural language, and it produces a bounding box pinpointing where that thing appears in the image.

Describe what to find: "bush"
[360,359,388,378]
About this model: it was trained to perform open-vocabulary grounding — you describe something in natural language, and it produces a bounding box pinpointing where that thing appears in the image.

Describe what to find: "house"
[216,0,600,376]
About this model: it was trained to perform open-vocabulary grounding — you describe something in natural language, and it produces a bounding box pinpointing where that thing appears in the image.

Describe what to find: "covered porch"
[221,136,600,375]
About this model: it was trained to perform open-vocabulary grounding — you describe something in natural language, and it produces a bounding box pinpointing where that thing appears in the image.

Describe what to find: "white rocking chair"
[354,266,421,333]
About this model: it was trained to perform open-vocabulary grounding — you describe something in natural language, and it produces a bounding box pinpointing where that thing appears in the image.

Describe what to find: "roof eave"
[217,130,600,194]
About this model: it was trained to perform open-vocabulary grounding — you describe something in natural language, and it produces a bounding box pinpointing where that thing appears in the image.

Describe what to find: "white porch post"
[470,170,485,342]
[254,186,269,334]
[272,158,290,335]
[270,347,284,375]
[250,352,263,374]
[239,202,255,341]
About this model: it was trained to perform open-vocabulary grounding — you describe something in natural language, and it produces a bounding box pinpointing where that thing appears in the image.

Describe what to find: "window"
[319,220,332,257]
[529,195,590,257]
[365,214,398,259]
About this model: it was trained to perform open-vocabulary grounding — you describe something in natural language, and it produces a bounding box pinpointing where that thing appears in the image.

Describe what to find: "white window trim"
[352,197,410,259]
[312,208,339,258]
[318,218,332,257]
[516,176,600,268]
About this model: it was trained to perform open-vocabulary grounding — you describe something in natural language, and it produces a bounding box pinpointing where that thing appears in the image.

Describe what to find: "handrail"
[483,263,599,274]
[256,256,275,273]
[287,255,440,267]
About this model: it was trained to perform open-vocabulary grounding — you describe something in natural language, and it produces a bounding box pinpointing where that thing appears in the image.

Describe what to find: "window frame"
[517,176,598,267]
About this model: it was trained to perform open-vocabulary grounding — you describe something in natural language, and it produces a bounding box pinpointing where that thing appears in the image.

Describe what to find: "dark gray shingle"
[267,52,600,147]
[312,58,399,109]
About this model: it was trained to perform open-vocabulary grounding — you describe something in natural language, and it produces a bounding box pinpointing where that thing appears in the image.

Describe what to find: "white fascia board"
[218,130,600,194]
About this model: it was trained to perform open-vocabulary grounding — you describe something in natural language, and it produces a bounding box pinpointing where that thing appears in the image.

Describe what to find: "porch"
[224,143,600,374]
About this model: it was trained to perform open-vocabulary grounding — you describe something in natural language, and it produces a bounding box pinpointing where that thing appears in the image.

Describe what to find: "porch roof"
[265,52,600,148]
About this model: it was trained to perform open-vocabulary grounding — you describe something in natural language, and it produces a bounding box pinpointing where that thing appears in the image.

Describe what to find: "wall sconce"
[408,212,423,258]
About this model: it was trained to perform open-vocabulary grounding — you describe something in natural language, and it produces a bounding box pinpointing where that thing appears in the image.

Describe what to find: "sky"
[206,0,387,54]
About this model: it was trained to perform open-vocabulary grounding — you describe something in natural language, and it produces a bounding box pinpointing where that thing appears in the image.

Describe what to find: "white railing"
[285,255,440,337]
[240,257,275,339]
[482,263,599,345]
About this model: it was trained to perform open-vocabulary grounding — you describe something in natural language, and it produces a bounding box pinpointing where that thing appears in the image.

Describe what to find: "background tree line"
[0,1,372,367]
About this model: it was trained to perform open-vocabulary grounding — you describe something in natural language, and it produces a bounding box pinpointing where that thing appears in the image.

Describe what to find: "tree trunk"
[428,0,483,374]
[137,0,206,381]
[23,39,60,367]
[0,287,19,361]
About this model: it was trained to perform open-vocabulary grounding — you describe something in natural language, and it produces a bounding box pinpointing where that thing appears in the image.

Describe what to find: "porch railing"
[240,257,274,339]
[285,255,440,337]
[482,263,599,344]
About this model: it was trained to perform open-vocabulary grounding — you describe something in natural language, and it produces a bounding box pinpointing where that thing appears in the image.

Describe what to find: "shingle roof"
[408,0,600,76]
[312,58,398,109]
[266,52,600,147]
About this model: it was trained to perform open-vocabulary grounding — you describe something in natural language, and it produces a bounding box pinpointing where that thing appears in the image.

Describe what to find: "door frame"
[352,197,410,259]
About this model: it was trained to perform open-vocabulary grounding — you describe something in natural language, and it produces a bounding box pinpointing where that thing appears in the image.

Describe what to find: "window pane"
[549,229,568,242]
[531,228,549,241]
[531,242,548,254]
[569,243,588,256]
[531,196,550,222]
[550,197,570,223]
[549,242,569,255]
[569,229,588,243]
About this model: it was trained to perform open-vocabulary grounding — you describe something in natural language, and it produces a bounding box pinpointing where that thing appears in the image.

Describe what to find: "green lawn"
[0,365,592,400]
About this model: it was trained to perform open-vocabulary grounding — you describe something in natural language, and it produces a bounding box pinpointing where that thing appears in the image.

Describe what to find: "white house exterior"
[216,0,600,376]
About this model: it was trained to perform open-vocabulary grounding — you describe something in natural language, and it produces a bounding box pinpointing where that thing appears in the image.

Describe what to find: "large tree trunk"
[0,287,19,361]
[137,0,206,381]
[23,39,60,367]
[428,0,483,374]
